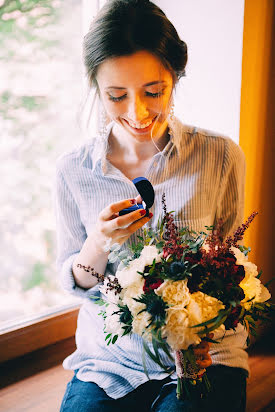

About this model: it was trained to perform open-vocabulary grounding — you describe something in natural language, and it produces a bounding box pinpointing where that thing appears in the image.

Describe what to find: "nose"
[127,94,149,122]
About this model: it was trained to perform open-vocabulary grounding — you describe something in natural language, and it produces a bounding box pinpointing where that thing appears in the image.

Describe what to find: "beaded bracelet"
[76,263,123,295]
[76,263,105,283]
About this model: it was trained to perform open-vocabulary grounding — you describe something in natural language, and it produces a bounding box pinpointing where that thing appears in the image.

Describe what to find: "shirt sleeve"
[54,163,100,298]
[215,138,246,238]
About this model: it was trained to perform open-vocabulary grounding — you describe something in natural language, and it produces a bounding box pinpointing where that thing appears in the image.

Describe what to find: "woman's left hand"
[192,333,214,369]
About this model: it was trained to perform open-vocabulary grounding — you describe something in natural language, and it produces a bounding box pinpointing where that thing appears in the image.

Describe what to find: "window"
[0,0,98,333]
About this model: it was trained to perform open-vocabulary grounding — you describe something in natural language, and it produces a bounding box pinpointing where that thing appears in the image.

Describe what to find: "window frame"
[0,305,80,364]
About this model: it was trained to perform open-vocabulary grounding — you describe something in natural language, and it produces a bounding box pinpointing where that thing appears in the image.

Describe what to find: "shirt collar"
[90,117,187,173]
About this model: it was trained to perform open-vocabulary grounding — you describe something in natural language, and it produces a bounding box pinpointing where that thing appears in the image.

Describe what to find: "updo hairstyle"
[83,0,188,90]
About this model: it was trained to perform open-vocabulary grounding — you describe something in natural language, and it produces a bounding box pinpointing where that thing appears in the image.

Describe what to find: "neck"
[109,122,170,162]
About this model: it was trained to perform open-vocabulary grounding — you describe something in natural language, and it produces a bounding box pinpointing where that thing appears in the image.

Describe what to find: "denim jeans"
[60,365,247,412]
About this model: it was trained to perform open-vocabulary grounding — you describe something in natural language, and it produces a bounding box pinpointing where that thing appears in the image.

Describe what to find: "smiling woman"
[55,1,248,411]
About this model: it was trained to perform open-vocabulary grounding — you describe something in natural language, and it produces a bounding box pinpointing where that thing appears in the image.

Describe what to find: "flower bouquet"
[91,193,274,400]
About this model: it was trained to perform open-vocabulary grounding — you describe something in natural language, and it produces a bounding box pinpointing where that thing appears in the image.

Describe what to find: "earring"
[99,105,107,139]
[169,102,175,121]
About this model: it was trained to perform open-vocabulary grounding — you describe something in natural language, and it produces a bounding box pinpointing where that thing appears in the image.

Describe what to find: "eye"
[145,90,165,98]
[108,94,127,102]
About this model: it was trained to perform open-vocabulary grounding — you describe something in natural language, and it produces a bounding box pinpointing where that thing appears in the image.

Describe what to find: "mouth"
[122,116,157,134]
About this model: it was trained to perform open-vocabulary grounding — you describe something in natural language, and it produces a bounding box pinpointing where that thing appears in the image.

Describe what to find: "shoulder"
[199,127,245,161]
[175,119,245,166]
[55,139,96,177]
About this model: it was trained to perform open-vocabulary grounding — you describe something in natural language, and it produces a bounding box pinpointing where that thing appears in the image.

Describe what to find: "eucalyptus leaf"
[118,250,129,259]
[108,252,118,263]
[110,243,121,252]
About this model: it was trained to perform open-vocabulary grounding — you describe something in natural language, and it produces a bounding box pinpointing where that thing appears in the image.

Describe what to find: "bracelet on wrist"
[76,263,123,295]
[76,264,105,283]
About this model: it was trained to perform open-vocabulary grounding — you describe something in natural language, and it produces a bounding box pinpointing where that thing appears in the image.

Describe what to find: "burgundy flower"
[224,305,242,329]
[143,277,163,294]
[184,252,207,293]
[231,264,245,284]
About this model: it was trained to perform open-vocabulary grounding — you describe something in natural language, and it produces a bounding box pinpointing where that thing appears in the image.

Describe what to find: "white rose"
[155,279,190,308]
[140,245,163,265]
[187,292,225,326]
[230,246,248,265]
[162,292,225,350]
[243,261,258,277]
[258,284,271,302]
[240,275,271,309]
[230,247,258,277]
[163,307,200,350]
[132,310,152,340]
[116,256,146,288]
[121,277,145,314]
[104,303,124,336]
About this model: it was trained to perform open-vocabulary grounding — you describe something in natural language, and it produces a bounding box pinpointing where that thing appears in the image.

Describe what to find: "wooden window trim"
[0,306,80,364]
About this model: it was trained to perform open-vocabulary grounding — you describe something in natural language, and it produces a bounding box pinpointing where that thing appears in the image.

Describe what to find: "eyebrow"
[105,81,167,90]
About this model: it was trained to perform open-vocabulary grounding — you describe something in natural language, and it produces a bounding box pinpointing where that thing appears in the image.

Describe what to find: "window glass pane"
[0,0,87,330]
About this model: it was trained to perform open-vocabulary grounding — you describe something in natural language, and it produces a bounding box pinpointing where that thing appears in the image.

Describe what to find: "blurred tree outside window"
[0,0,89,329]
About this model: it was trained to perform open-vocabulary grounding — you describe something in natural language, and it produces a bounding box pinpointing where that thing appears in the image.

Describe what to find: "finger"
[103,208,146,234]
[206,333,215,347]
[193,341,209,351]
[99,199,137,221]
[193,347,209,356]
[196,354,212,368]
[116,213,153,238]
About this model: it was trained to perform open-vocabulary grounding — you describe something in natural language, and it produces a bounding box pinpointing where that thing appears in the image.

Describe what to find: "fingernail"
[139,209,146,216]
[130,199,137,205]
[149,212,153,218]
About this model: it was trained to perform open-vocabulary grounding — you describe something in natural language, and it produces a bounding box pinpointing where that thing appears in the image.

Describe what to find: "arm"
[215,138,246,238]
[54,167,108,296]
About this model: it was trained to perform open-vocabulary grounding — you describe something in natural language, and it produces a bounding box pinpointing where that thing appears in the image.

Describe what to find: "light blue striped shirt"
[54,118,249,399]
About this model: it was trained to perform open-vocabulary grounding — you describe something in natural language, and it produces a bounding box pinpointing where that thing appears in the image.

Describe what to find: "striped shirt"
[54,117,249,399]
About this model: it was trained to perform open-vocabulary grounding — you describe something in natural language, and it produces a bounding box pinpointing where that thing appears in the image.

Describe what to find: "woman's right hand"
[93,198,153,252]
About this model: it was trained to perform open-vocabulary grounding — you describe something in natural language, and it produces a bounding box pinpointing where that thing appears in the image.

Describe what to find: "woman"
[55,1,248,410]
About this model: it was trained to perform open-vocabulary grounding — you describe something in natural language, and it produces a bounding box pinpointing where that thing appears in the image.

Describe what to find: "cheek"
[154,97,171,118]
[102,99,123,118]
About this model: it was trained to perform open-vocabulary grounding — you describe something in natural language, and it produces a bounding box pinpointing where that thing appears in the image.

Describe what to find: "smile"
[123,116,157,132]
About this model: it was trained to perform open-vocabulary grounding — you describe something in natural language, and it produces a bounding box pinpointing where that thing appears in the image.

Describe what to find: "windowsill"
[0,305,80,364]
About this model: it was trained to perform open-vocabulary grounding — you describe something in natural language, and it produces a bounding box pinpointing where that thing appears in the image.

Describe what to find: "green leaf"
[203,337,219,344]
[264,276,275,288]
[256,270,263,279]
[90,296,108,306]
[142,340,173,374]
[142,346,150,380]
[196,314,229,336]
[190,309,229,329]
[112,335,118,344]
[152,338,162,364]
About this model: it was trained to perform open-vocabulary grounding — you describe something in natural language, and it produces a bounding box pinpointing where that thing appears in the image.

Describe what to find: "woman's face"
[96,50,174,144]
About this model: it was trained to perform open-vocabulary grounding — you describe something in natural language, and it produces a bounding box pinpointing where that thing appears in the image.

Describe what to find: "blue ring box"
[119,177,155,217]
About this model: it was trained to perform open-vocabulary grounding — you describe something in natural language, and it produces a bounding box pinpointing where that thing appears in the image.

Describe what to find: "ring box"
[119,177,155,217]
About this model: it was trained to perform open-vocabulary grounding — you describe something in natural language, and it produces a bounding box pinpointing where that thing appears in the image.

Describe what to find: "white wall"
[156,0,244,143]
